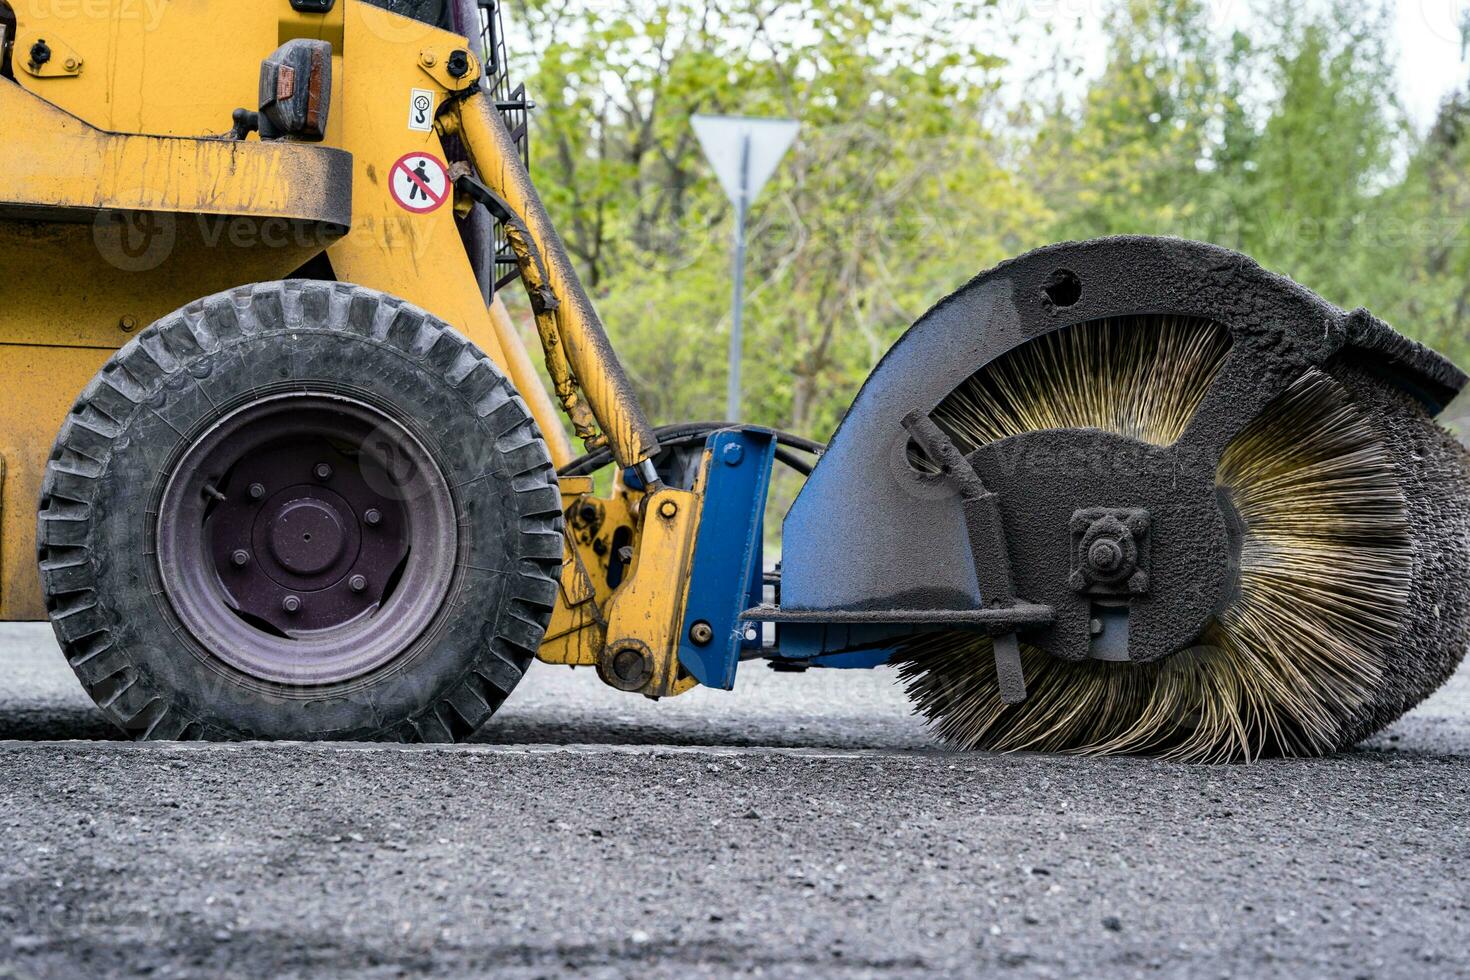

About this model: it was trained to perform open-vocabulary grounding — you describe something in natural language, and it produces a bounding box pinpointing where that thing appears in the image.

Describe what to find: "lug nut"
[363,508,382,527]
[658,500,678,519]
[349,575,367,593]
[282,595,302,614]
[314,462,333,481]
[249,483,266,500]
[689,621,714,646]
[231,550,250,568]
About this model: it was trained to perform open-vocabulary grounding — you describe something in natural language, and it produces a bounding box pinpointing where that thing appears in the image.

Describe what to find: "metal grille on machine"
[474,0,532,290]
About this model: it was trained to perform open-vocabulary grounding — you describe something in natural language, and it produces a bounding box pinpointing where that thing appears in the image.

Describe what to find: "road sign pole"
[728,134,751,422]
[691,114,799,423]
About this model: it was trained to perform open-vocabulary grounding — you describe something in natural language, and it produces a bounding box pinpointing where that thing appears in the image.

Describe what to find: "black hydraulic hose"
[558,422,824,478]
[773,446,814,477]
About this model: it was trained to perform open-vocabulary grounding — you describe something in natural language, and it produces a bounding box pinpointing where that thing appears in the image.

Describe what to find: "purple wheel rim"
[156,393,458,686]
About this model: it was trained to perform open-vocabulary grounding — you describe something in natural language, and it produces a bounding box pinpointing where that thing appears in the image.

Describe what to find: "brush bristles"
[932,315,1231,452]
[896,318,1411,762]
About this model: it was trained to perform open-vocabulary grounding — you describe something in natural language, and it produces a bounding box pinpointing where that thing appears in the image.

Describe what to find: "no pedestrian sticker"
[389,152,450,215]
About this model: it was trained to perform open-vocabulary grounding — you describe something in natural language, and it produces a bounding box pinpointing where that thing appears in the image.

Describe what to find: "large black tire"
[37,281,563,741]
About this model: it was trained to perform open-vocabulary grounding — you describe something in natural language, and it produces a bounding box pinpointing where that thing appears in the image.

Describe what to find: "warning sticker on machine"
[388,152,450,215]
[408,88,435,132]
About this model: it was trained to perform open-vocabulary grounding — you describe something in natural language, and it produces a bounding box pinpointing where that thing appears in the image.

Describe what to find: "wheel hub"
[268,498,348,575]
[157,393,457,686]
[206,441,414,636]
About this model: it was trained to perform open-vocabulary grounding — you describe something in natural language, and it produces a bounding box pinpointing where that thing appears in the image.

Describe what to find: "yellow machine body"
[0,0,693,696]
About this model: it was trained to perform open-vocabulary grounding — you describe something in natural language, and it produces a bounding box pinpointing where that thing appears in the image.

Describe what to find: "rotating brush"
[894,315,1470,762]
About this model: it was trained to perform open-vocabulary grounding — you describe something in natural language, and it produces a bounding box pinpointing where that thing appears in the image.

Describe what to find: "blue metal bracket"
[677,429,776,690]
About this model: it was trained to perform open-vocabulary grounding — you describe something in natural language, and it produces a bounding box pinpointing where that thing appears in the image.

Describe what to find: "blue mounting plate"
[676,429,775,690]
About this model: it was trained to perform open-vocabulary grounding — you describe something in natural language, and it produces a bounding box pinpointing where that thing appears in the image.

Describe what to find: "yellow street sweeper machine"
[3,0,1467,761]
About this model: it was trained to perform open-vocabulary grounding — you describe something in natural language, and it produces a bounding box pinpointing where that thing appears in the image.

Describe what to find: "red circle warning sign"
[389,152,450,214]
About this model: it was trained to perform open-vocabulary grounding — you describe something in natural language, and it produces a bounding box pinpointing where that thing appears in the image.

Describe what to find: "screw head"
[420,50,437,67]
[248,483,266,500]
[282,595,302,614]
[118,315,137,333]
[689,621,714,646]
[658,500,678,519]
[231,550,250,568]
[349,575,368,593]
[314,462,334,481]
[722,443,744,467]
[363,509,383,527]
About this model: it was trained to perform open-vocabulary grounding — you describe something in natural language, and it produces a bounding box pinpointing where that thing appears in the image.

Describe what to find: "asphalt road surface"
[1,622,1467,979]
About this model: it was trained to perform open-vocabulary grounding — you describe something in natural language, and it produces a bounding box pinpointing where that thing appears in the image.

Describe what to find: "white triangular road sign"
[692,114,800,206]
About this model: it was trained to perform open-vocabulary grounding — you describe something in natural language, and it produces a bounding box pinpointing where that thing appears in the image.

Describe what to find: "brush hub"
[971,431,1228,665]
[1070,509,1151,595]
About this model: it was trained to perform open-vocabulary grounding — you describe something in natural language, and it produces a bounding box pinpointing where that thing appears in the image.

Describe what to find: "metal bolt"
[689,621,714,646]
[722,443,744,467]
[118,315,137,333]
[1089,618,1105,636]
[231,550,250,568]
[28,40,50,68]
[314,462,334,481]
[363,508,383,527]
[420,50,438,67]
[63,57,79,72]
[349,575,367,593]
[282,595,302,614]
[658,500,678,519]
[1088,539,1124,575]
[249,483,266,500]
[607,645,653,692]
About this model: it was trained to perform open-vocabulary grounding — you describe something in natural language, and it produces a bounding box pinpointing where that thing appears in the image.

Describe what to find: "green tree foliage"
[1381,88,1470,359]
[513,0,1045,441]
[504,0,1470,449]
[1030,0,1230,239]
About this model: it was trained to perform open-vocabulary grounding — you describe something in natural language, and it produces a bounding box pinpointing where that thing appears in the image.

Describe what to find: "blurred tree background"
[503,0,1470,451]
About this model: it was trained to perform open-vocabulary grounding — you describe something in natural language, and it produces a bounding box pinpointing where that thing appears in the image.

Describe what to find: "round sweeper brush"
[892,314,1470,762]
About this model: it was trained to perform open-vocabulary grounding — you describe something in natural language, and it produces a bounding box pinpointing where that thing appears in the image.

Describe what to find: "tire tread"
[38,280,562,742]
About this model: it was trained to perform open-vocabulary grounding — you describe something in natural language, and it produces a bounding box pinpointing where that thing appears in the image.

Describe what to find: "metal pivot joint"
[901,411,1030,705]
